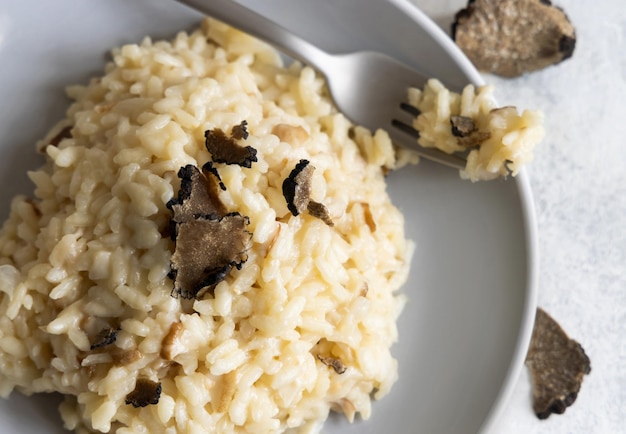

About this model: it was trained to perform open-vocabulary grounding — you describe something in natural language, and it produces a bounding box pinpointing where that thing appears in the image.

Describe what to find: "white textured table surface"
[412,0,626,433]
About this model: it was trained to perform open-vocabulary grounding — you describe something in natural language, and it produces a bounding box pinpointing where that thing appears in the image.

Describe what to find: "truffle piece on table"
[525,308,591,419]
[452,0,576,77]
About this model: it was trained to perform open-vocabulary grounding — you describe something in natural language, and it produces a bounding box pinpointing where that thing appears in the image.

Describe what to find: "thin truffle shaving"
[283,159,334,225]
[205,120,258,167]
[125,378,162,408]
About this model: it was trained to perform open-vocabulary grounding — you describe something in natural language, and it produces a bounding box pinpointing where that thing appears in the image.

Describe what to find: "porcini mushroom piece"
[525,308,591,419]
[204,121,258,168]
[271,124,309,145]
[160,321,184,361]
[125,378,162,408]
[112,349,143,366]
[452,0,576,77]
[216,371,238,413]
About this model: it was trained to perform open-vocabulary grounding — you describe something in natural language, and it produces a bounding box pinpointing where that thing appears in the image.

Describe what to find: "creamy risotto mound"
[0,19,413,434]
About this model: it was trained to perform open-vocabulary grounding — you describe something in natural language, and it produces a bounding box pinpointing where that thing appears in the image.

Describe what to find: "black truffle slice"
[167,163,252,299]
[283,160,334,226]
[452,0,576,77]
[166,163,227,239]
[307,201,334,227]
[450,115,477,137]
[89,328,118,350]
[169,213,251,299]
[230,120,249,140]
[125,378,162,408]
[449,115,491,147]
[525,308,591,419]
[204,120,257,168]
[283,159,314,216]
[316,354,347,374]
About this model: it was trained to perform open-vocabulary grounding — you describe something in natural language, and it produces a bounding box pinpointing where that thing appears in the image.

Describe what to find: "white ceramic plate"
[0,1,537,433]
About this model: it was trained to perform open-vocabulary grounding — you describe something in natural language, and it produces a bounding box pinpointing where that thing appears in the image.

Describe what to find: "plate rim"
[390,1,539,431]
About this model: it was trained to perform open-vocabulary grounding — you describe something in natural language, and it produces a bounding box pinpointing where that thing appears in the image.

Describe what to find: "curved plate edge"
[392,2,540,431]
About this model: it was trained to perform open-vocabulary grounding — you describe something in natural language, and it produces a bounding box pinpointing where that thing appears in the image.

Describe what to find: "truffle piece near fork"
[169,213,251,299]
[449,115,491,148]
[452,0,576,77]
[525,308,591,419]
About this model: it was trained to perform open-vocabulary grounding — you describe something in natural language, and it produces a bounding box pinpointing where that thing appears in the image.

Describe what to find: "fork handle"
[175,0,332,71]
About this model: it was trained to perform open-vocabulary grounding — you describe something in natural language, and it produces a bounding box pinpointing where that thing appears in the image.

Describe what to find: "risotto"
[409,78,544,181]
[0,14,544,434]
[0,19,412,434]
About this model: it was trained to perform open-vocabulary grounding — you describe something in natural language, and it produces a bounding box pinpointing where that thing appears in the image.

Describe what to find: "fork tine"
[391,102,419,130]
[391,119,420,139]
[399,102,421,117]
[389,116,467,169]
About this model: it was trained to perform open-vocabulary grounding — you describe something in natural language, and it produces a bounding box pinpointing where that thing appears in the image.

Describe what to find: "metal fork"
[176,0,466,169]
